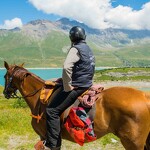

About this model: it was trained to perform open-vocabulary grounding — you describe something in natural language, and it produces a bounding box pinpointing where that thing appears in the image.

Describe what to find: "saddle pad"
[40,81,56,104]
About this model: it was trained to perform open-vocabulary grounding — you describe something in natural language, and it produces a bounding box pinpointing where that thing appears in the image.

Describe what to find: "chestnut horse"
[3,61,150,150]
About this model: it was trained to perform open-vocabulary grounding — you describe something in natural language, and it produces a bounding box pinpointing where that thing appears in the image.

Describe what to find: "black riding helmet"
[69,26,86,42]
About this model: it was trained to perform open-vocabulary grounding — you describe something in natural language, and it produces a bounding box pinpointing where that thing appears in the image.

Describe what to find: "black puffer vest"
[71,40,95,87]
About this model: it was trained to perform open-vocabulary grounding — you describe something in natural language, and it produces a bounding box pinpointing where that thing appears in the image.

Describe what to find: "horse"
[3,61,150,150]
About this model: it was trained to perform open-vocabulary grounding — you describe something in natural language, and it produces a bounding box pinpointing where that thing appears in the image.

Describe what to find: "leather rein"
[4,66,46,123]
[4,66,42,100]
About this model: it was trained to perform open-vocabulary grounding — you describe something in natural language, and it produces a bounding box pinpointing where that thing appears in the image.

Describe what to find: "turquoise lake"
[0,68,149,91]
[0,68,63,86]
[0,67,106,86]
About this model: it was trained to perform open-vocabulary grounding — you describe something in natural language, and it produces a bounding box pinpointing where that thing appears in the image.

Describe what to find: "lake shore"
[96,81,150,91]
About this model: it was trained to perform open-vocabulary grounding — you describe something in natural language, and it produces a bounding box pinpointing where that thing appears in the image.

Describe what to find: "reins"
[17,88,42,99]
[4,66,45,123]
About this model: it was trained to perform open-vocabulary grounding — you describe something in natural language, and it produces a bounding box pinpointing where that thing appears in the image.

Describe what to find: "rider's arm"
[62,47,80,92]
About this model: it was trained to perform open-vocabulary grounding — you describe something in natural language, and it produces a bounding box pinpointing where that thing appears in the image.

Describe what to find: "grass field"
[94,67,150,82]
[0,67,150,150]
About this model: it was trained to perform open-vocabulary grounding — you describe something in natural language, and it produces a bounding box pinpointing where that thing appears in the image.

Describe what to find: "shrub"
[13,98,28,108]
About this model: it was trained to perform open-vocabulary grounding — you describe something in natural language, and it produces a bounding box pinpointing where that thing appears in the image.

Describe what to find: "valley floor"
[98,81,150,91]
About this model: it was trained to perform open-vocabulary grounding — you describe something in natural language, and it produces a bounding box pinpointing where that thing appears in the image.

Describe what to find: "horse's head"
[3,61,26,99]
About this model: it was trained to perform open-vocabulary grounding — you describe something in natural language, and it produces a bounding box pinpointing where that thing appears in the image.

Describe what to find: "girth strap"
[30,112,44,123]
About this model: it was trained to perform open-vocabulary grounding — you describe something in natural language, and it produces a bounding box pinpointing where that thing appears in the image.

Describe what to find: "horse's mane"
[30,73,45,84]
[13,65,45,84]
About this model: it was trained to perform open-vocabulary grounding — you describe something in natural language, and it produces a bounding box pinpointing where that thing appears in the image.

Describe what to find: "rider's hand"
[70,85,78,91]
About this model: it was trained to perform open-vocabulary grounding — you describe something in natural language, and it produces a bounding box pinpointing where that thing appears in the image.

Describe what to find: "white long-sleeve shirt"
[62,47,80,92]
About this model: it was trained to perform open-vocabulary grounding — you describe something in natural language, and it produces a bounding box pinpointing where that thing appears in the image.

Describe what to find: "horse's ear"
[19,63,25,67]
[4,61,9,70]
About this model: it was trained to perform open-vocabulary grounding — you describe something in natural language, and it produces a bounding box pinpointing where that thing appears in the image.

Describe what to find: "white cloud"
[28,0,150,30]
[0,18,23,29]
[28,0,112,29]
[105,3,150,30]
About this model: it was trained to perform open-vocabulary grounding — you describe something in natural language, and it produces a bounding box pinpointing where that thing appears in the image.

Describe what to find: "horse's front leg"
[31,118,46,140]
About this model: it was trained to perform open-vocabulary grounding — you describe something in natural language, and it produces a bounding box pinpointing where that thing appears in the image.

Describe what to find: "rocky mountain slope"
[0,18,150,67]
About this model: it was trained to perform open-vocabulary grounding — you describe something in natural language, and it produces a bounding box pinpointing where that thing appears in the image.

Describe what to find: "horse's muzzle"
[3,90,11,99]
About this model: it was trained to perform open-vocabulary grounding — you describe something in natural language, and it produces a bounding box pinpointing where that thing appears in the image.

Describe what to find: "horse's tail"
[145,92,150,150]
[145,133,150,150]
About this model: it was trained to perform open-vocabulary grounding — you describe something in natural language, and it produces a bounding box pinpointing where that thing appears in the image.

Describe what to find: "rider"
[43,26,95,150]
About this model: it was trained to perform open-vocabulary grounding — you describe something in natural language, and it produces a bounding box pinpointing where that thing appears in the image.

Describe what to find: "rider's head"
[69,26,86,43]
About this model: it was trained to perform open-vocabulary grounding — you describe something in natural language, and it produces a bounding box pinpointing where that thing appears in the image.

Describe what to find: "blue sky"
[0,0,150,30]
[112,0,150,10]
[0,0,60,24]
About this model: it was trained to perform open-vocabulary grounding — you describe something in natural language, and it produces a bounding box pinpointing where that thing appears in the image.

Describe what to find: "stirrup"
[34,140,51,150]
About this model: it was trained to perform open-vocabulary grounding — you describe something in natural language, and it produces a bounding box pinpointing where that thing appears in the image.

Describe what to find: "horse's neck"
[17,75,44,111]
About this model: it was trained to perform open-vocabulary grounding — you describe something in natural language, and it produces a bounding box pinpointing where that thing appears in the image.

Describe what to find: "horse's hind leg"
[117,120,149,150]
[120,137,145,150]
[118,124,148,150]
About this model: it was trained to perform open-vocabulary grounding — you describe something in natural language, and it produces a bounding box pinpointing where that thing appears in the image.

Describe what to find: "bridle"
[3,65,47,123]
[3,66,42,99]
[4,67,20,99]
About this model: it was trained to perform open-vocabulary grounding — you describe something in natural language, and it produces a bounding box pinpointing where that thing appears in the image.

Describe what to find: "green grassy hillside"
[0,31,150,68]
[0,31,69,67]
[113,44,150,67]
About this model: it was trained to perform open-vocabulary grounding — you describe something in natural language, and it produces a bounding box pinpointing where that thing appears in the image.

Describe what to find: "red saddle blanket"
[64,107,97,146]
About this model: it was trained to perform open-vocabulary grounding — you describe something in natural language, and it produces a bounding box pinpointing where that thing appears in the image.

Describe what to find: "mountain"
[0,18,150,68]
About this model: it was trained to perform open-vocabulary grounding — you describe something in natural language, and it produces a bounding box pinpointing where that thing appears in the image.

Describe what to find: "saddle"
[40,81,104,107]
[40,80,56,104]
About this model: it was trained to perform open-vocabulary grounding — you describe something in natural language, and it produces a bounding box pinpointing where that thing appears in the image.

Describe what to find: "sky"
[0,0,150,30]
